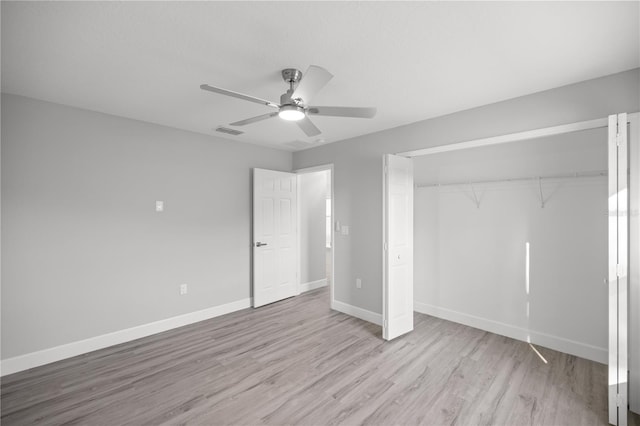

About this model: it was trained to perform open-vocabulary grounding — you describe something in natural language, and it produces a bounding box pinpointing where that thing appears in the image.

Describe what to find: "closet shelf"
[416,169,607,189]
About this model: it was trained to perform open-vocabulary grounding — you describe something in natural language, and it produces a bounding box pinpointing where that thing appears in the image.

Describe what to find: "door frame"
[294,163,335,308]
[629,113,640,415]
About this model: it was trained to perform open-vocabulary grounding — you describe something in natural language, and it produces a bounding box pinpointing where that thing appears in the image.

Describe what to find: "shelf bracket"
[538,177,545,208]
[469,182,480,209]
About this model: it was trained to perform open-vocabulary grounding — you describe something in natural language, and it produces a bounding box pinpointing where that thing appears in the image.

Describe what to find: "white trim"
[398,117,609,158]
[294,164,334,174]
[414,301,607,364]
[332,300,382,326]
[329,166,334,309]
[382,155,388,337]
[627,112,640,414]
[0,298,251,377]
[300,278,327,293]
[296,172,302,295]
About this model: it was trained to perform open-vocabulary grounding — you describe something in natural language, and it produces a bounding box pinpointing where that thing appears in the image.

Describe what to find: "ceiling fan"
[200,65,376,137]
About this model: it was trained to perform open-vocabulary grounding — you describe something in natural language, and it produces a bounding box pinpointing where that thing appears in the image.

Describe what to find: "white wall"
[413,129,608,362]
[1,94,292,362]
[299,170,328,286]
[292,68,640,320]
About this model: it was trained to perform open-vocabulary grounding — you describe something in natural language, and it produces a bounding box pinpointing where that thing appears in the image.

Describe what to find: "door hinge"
[616,393,625,407]
[384,242,388,251]
[616,263,624,277]
[384,165,388,175]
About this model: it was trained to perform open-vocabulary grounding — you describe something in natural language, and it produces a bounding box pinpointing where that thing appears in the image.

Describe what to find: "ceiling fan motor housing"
[281,68,302,84]
[280,90,303,107]
[281,68,304,107]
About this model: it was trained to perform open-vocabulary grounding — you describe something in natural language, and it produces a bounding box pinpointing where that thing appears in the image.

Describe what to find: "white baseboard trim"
[414,301,607,364]
[332,300,382,326]
[300,278,327,293]
[1,298,252,377]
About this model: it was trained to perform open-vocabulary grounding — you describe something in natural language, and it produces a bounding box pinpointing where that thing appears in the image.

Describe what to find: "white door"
[383,154,414,340]
[253,168,298,308]
[629,113,640,416]
[609,113,628,426]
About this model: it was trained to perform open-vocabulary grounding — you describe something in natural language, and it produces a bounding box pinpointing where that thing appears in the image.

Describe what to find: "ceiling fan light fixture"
[279,105,305,121]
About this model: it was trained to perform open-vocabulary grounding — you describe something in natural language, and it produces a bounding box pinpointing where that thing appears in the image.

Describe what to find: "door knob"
[255,242,268,247]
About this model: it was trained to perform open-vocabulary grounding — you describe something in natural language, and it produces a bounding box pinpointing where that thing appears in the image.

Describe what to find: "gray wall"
[292,68,640,314]
[299,171,328,285]
[414,129,608,359]
[1,94,292,359]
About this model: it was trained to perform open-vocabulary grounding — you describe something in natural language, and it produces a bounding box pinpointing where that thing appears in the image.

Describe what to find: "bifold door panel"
[608,113,629,426]
[383,154,414,340]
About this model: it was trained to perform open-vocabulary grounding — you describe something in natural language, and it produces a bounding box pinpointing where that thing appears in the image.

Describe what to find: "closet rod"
[417,169,607,189]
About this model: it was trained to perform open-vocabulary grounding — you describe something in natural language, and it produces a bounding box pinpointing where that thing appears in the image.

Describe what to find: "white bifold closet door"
[253,168,299,308]
[608,112,640,425]
[383,154,414,340]
[609,113,628,426]
[630,113,640,418]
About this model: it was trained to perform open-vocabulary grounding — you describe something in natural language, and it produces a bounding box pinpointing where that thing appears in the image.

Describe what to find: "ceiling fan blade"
[291,65,333,104]
[296,116,322,137]
[200,84,279,108]
[230,112,279,126]
[308,106,377,118]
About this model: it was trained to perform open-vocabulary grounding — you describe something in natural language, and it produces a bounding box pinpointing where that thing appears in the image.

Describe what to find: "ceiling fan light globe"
[279,105,305,121]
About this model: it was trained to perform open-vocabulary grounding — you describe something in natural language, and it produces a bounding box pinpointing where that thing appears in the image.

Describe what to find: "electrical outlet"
[156,201,164,212]
[356,278,362,289]
[180,283,188,295]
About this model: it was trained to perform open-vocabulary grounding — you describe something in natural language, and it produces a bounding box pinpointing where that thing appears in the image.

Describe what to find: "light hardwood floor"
[2,287,638,425]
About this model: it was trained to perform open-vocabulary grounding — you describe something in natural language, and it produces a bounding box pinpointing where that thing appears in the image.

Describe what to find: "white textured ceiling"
[2,1,638,151]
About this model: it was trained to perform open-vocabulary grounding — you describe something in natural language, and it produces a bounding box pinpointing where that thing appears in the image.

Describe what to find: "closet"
[401,113,638,424]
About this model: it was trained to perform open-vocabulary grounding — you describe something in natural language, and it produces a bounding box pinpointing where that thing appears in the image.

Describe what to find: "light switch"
[156,201,164,212]
[341,225,349,236]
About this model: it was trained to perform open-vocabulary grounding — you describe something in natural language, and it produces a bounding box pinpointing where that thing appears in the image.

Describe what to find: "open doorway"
[296,164,334,305]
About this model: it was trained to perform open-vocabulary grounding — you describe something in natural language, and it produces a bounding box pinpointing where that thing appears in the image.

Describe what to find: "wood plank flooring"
[2,287,638,425]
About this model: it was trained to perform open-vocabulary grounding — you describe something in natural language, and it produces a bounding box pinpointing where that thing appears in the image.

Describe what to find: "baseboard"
[300,278,327,293]
[0,298,252,377]
[413,301,607,364]
[332,300,382,326]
